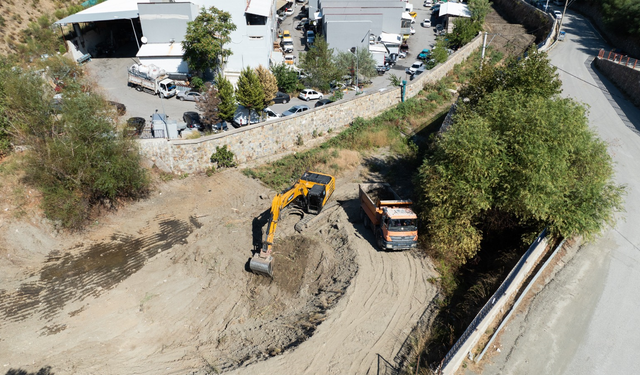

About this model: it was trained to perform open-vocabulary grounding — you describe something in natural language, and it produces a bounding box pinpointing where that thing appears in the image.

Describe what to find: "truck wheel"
[363,214,370,229]
[158,92,163,99]
[179,97,184,101]
[135,86,142,92]
[359,208,364,221]
[375,229,384,250]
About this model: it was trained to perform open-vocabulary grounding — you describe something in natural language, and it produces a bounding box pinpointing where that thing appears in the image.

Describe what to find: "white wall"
[196,0,276,83]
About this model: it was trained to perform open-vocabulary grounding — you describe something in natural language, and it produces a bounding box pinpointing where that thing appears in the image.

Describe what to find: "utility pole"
[558,0,569,33]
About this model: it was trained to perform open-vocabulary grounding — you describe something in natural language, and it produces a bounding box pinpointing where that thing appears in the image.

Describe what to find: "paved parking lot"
[89,0,442,129]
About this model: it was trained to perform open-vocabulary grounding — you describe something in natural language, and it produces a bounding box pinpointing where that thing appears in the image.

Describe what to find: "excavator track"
[294,201,341,232]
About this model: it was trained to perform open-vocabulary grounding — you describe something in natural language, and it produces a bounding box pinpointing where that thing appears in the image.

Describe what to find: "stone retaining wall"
[138,34,483,174]
[594,57,640,108]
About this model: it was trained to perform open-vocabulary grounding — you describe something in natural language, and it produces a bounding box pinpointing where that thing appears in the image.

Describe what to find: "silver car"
[176,91,203,102]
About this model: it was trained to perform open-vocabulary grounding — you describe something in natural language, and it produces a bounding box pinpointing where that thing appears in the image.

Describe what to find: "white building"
[56,0,281,84]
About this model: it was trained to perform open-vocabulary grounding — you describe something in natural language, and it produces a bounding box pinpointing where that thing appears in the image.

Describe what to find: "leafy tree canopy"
[417,49,624,267]
[0,58,150,229]
[182,6,236,74]
[197,84,221,128]
[270,64,298,93]
[459,47,562,106]
[600,0,640,36]
[468,0,492,22]
[431,36,450,64]
[299,36,341,92]
[334,47,377,84]
[216,76,236,123]
[236,66,265,118]
[449,18,482,49]
[255,65,278,107]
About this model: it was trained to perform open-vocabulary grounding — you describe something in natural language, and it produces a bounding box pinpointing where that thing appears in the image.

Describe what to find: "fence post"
[608,50,612,59]
[626,56,630,66]
[634,59,638,69]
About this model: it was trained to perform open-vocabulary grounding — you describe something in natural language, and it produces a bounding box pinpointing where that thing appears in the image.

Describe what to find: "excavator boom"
[250,171,335,277]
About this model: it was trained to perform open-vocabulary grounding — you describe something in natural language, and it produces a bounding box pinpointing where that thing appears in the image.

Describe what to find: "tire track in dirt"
[227,219,437,375]
[0,216,195,326]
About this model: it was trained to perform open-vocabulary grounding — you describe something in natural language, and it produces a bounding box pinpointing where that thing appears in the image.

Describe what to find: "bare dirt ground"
[0,161,438,374]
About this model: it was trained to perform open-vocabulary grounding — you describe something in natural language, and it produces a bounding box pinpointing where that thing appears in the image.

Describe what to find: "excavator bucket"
[249,254,273,277]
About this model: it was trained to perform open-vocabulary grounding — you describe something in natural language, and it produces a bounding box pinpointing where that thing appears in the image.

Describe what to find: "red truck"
[359,183,418,250]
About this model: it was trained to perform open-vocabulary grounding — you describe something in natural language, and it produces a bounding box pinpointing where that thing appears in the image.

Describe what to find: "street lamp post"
[350,46,358,92]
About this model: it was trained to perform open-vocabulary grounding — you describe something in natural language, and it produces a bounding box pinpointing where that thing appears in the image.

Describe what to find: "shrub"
[210,145,237,168]
[190,76,204,92]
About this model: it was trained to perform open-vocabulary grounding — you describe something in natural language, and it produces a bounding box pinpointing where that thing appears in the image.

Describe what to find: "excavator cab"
[250,171,335,277]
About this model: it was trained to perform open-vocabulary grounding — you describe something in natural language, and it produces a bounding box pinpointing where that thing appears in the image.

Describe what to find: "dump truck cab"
[377,207,418,250]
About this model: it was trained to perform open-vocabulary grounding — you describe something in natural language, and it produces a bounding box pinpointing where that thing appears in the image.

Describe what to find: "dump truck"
[359,183,418,250]
[127,64,177,98]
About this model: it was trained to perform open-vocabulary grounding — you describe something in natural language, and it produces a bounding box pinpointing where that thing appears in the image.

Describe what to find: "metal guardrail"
[597,48,640,70]
[437,228,548,372]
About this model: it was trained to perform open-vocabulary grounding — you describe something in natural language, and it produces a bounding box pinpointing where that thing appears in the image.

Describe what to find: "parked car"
[435,24,444,33]
[422,19,431,27]
[406,61,424,75]
[410,26,416,35]
[418,49,431,60]
[558,30,566,41]
[315,98,334,108]
[183,111,203,129]
[398,51,407,59]
[273,91,291,104]
[409,66,426,80]
[212,121,228,132]
[264,107,281,120]
[553,10,562,19]
[284,7,294,16]
[176,91,203,102]
[283,29,291,39]
[307,30,315,45]
[299,89,323,101]
[125,117,145,136]
[296,19,310,30]
[108,101,126,116]
[424,0,433,5]
[282,105,310,116]
[284,54,295,65]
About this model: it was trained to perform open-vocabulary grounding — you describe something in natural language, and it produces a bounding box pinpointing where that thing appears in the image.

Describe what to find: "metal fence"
[598,48,640,70]
[437,228,548,373]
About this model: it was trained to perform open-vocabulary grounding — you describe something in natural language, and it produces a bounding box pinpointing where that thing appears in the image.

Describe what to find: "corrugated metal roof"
[55,0,152,24]
[137,42,185,57]
[438,3,471,18]
[246,0,272,17]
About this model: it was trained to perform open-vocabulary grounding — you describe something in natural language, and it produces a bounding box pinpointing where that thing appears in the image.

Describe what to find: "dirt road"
[0,166,437,374]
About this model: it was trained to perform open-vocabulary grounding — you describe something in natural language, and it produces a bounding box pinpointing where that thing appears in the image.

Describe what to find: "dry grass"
[313,148,361,176]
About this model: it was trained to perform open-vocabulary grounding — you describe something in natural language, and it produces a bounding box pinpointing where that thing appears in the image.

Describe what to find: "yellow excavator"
[250,171,336,277]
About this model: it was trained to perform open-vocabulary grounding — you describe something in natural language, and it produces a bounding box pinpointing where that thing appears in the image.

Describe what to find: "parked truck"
[127,64,177,99]
[359,183,418,250]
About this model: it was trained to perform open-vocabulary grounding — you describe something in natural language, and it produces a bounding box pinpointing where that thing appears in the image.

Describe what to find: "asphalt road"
[467,9,640,375]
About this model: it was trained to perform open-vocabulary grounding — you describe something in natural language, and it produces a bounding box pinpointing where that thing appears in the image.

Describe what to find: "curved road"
[470,9,640,375]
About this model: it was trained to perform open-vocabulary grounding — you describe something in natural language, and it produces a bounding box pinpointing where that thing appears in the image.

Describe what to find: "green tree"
[449,18,482,49]
[298,36,340,92]
[468,0,492,22]
[182,6,236,75]
[417,51,624,267]
[255,65,278,108]
[334,47,378,85]
[235,67,265,122]
[2,63,149,229]
[217,76,236,123]
[460,47,562,106]
[270,63,298,93]
[601,0,640,36]
[431,36,449,64]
